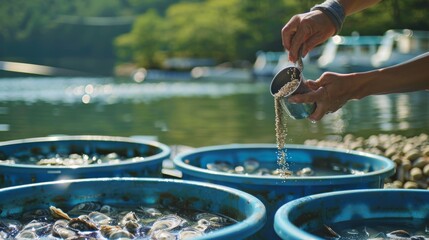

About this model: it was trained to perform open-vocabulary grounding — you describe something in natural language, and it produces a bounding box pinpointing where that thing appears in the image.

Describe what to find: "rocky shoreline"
[304,133,429,189]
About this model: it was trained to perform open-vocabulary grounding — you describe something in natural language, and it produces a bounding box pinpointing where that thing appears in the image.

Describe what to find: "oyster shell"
[88,211,112,226]
[50,206,71,221]
[149,214,186,235]
[68,202,102,216]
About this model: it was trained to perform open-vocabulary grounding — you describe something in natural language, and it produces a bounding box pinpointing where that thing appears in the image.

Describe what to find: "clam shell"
[68,216,98,231]
[243,158,260,173]
[178,227,204,239]
[120,211,139,227]
[15,230,38,239]
[68,202,102,216]
[386,229,411,238]
[21,220,51,236]
[152,230,175,240]
[149,214,186,234]
[0,218,22,237]
[88,211,112,226]
[99,205,117,216]
[49,206,71,221]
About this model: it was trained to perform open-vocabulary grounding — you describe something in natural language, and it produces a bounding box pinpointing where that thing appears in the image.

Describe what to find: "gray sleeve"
[310,0,345,35]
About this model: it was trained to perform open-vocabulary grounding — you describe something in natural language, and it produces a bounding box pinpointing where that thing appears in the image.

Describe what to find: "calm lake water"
[0,76,428,147]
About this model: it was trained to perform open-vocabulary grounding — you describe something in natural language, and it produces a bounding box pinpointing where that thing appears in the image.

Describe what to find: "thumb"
[288,90,319,104]
[315,72,336,87]
[305,80,320,91]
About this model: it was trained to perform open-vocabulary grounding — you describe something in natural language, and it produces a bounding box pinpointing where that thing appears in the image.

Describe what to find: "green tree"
[166,0,245,61]
[115,0,246,67]
[235,0,301,60]
[115,10,167,68]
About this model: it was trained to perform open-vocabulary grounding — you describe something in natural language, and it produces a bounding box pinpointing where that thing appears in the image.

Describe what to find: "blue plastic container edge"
[274,189,429,240]
[0,135,172,169]
[274,195,324,240]
[173,143,396,185]
[0,177,267,240]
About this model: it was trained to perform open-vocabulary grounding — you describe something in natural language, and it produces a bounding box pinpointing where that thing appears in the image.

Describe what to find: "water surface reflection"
[0,77,427,147]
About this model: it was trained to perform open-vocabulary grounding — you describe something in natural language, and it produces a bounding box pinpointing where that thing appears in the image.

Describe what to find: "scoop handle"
[296,47,304,71]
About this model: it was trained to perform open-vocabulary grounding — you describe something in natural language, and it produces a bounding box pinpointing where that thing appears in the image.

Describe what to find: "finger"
[289,24,310,62]
[315,72,335,86]
[308,102,328,121]
[302,34,324,57]
[281,16,300,50]
[288,90,319,103]
[305,80,320,90]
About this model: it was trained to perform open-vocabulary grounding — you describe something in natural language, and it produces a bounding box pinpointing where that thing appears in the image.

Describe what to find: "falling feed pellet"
[274,79,299,178]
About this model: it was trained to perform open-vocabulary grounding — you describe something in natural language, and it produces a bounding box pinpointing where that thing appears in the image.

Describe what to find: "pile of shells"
[0,153,144,166]
[1,201,235,239]
[304,133,429,190]
[205,159,365,177]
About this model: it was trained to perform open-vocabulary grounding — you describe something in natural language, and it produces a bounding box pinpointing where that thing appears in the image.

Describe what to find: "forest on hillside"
[1,0,428,75]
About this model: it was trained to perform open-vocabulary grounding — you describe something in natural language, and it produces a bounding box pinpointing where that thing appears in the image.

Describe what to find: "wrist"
[349,71,374,100]
[310,0,345,35]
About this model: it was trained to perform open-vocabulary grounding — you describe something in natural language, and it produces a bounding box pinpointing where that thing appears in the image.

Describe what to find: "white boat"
[371,29,429,68]
[190,61,253,81]
[317,32,382,73]
[317,29,429,73]
[252,51,287,78]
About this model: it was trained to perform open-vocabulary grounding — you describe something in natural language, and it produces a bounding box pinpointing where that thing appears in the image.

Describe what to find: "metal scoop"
[269,48,315,119]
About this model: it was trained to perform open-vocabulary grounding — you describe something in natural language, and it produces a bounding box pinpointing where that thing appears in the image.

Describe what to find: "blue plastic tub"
[0,135,171,188]
[173,144,396,239]
[274,189,429,240]
[0,177,266,240]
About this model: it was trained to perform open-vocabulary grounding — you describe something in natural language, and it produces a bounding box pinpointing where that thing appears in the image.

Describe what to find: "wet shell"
[15,230,38,239]
[88,211,112,226]
[296,167,314,176]
[321,224,341,239]
[243,158,260,173]
[136,207,163,218]
[386,229,411,239]
[178,227,204,239]
[20,220,52,236]
[195,219,209,232]
[99,205,117,216]
[68,202,102,216]
[109,229,135,239]
[68,216,98,231]
[0,218,22,237]
[195,213,230,228]
[22,208,52,222]
[206,161,233,172]
[52,222,78,239]
[125,220,140,234]
[120,211,139,227]
[149,214,186,234]
[100,225,122,238]
[37,158,64,166]
[50,206,71,221]
[152,230,175,240]
[100,225,134,239]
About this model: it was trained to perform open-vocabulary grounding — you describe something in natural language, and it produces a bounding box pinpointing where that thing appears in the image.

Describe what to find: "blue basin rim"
[0,177,267,240]
[274,189,429,240]
[173,143,396,185]
[0,135,171,169]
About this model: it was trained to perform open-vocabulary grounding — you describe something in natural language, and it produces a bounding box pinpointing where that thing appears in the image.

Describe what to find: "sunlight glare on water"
[0,77,428,147]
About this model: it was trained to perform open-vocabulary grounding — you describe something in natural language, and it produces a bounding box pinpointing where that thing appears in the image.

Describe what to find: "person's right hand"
[282,10,336,63]
[288,72,357,121]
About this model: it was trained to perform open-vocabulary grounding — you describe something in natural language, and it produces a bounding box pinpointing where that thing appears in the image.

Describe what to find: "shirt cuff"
[310,0,345,35]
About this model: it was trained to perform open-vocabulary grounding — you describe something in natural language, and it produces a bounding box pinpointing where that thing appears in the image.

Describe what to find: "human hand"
[288,72,355,121]
[282,10,336,63]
